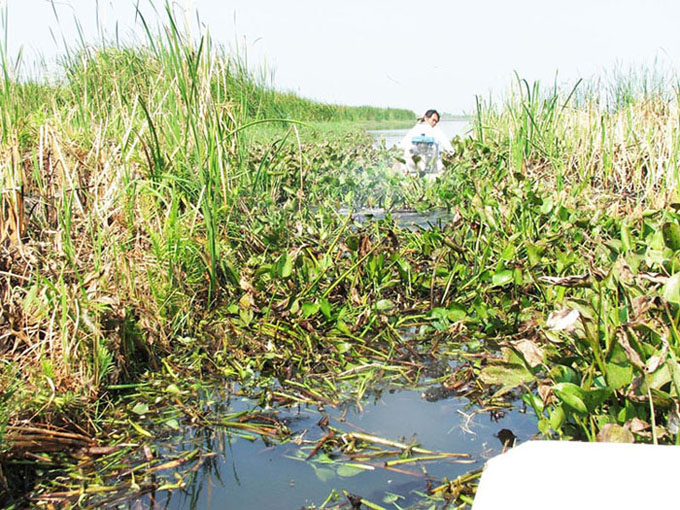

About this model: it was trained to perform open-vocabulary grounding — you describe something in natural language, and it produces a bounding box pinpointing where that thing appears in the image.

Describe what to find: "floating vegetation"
[3,3,680,509]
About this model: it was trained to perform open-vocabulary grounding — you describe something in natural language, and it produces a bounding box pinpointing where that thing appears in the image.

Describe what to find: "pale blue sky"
[3,0,680,114]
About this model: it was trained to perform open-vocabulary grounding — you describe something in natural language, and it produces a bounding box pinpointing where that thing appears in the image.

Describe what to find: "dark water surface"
[132,385,537,510]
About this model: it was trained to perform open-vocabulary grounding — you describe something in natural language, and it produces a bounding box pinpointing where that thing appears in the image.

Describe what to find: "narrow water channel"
[132,384,536,510]
[110,124,530,510]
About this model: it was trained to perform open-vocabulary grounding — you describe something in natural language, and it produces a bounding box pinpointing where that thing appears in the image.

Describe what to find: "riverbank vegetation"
[2,6,680,509]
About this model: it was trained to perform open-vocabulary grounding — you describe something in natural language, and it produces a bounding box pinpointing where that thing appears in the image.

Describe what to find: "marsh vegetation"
[2,6,680,510]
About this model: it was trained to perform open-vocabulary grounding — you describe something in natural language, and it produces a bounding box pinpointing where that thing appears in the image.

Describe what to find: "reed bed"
[0,9,408,447]
[476,73,680,210]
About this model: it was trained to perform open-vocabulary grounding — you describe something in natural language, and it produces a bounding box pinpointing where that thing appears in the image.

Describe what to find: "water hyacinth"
[2,3,680,508]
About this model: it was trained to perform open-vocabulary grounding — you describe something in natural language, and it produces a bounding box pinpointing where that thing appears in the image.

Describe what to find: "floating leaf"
[383,492,403,504]
[480,362,534,396]
[337,464,366,478]
[311,465,335,483]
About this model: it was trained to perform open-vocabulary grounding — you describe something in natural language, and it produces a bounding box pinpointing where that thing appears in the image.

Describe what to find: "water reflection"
[130,385,536,510]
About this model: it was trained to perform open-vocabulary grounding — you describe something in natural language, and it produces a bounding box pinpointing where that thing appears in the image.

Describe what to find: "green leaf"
[319,298,332,320]
[583,387,613,412]
[620,222,632,251]
[335,320,351,335]
[166,383,181,395]
[337,464,365,477]
[492,269,514,287]
[301,302,320,318]
[662,222,680,251]
[553,383,588,414]
[605,361,633,390]
[278,253,293,278]
[501,243,516,261]
[311,466,335,483]
[663,273,680,305]
[376,299,394,311]
[383,492,403,504]
[550,405,566,432]
[479,363,534,396]
[131,402,149,415]
[129,419,153,438]
[165,418,180,430]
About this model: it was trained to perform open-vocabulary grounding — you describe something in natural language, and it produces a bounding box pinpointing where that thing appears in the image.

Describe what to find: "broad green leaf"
[553,383,588,414]
[492,269,513,287]
[337,464,365,477]
[605,361,633,390]
[301,302,320,318]
[311,466,335,483]
[383,492,403,504]
[620,222,632,251]
[662,273,680,305]
[279,253,293,278]
[166,383,181,395]
[550,405,566,432]
[165,418,180,430]
[335,320,351,335]
[596,424,634,443]
[501,243,516,261]
[479,363,534,396]
[319,298,332,319]
[540,197,554,215]
[583,387,613,411]
[662,222,680,251]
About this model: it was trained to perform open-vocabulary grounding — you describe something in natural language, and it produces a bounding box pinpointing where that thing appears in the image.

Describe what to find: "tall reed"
[474,70,680,209]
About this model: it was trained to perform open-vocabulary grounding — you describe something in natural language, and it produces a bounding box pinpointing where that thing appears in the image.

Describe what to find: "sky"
[2,0,680,115]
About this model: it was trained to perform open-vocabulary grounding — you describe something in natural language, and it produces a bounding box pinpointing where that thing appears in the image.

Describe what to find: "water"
[368,119,471,150]
[338,207,454,230]
[132,386,537,510]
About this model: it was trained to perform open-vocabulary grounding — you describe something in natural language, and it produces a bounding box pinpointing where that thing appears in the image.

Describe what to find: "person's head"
[423,109,440,127]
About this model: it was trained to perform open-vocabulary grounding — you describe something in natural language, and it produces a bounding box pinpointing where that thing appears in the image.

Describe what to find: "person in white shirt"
[397,109,454,176]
